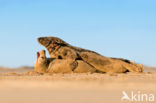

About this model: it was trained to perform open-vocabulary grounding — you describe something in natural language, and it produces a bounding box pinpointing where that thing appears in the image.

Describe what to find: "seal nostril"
[37,38,41,42]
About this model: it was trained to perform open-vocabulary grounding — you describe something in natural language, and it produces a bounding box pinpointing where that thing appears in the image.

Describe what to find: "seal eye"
[41,57,45,59]
[58,56,62,59]
[53,43,58,47]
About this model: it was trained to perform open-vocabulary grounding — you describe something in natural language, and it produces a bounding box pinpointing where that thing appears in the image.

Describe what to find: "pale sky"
[0,0,156,67]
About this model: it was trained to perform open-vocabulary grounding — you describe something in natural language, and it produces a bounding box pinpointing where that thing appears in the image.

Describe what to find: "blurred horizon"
[0,0,156,68]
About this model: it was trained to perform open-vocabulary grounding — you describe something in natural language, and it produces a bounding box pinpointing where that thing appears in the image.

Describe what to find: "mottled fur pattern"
[38,37,99,60]
[38,36,143,73]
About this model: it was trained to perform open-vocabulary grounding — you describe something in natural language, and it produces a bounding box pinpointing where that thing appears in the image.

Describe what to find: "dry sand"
[0,66,156,103]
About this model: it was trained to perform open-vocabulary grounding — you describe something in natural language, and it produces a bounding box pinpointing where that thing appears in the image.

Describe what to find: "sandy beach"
[0,66,156,103]
[1,0,156,102]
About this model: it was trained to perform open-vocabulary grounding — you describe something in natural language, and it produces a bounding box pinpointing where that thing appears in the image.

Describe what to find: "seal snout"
[37,37,44,43]
[37,37,51,47]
